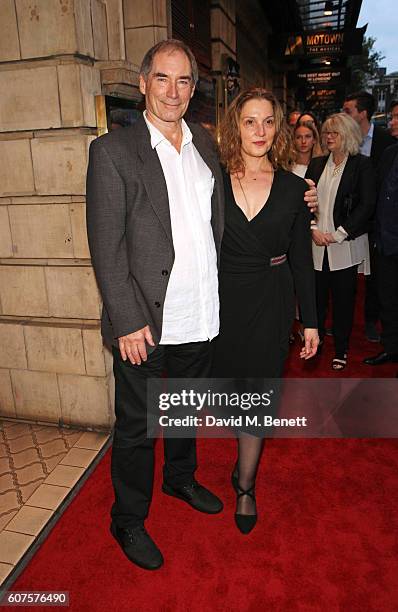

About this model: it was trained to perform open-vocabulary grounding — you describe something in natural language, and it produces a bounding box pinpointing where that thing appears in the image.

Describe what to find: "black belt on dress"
[270,254,287,266]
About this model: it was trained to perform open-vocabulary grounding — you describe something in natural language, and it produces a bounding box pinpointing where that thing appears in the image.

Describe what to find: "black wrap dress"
[212,169,317,379]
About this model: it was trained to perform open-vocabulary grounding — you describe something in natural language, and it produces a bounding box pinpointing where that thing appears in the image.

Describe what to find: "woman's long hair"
[219,88,295,174]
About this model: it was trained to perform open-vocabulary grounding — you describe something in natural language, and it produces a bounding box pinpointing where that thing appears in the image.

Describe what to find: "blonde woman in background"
[292,121,323,178]
[290,120,323,342]
[306,113,376,370]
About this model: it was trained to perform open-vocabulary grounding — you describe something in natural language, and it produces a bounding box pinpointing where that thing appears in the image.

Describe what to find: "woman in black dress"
[212,89,319,533]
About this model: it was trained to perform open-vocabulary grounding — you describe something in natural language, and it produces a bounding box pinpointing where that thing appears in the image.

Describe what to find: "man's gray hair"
[139,39,199,85]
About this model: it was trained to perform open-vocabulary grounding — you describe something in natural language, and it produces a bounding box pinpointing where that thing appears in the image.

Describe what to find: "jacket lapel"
[334,156,357,208]
[134,117,173,245]
[132,116,224,253]
[308,156,328,183]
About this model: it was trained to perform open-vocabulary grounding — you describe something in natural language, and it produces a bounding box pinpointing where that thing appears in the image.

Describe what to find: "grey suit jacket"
[86,115,225,350]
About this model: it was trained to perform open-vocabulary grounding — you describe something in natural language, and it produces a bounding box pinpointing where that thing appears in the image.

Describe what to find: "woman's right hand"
[311,229,329,246]
[300,328,319,360]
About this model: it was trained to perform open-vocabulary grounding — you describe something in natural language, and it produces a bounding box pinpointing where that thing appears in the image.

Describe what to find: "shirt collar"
[143,110,193,149]
[365,123,374,140]
[327,153,335,167]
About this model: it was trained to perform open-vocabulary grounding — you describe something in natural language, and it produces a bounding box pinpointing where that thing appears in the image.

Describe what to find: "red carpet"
[11,278,398,611]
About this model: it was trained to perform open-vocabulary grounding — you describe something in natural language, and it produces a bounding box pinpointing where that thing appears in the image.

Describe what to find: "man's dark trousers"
[364,238,379,324]
[111,341,212,528]
[364,127,395,325]
[377,252,398,353]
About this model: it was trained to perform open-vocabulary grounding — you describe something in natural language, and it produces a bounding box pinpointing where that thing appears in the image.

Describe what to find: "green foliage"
[347,36,385,92]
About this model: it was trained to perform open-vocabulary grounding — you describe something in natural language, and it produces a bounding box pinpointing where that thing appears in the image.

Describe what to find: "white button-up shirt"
[143,112,219,344]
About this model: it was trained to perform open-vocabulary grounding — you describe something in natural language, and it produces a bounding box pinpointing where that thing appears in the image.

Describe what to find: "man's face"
[139,48,195,127]
[389,104,398,138]
[343,99,366,125]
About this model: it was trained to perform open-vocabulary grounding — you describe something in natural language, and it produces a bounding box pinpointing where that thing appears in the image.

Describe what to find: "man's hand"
[300,328,319,360]
[304,179,318,213]
[118,325,155,365]
[312,229,329,246]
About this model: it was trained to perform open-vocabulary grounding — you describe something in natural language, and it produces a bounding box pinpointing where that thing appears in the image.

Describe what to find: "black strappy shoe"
[234,485,257,534]
[332,353,347,371]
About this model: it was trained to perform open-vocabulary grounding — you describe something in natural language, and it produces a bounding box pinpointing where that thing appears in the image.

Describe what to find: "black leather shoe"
[162,480,223,514]
[363,351,398,366]
[110,523,163,570]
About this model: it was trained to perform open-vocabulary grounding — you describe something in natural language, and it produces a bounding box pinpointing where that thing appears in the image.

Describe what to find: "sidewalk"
[0,419,109,587]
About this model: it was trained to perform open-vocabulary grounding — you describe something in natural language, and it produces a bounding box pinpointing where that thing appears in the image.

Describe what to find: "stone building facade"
[0,0,287,430]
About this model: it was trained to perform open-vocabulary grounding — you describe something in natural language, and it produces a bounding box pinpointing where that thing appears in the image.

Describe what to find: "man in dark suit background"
[364,142,398,366]
[389,100,398,139]
[86,39,224,571]
[343,91,395,342]
[343,91,395,167]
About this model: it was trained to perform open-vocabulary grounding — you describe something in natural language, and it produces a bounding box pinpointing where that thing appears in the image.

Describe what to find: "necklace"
[237,170,274,221]
[332,157,347,177]
[237,176,251,219]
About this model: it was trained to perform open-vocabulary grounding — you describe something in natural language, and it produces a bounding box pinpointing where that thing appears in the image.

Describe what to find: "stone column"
[123,0,168,67]
[0,0,119,430]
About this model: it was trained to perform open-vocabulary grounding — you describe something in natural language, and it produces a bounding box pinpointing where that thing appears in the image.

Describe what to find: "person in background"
[297,112,326,152]
[292,121,323,178]
[306,113,376,370]
[288,109,301,128]
[343,91,394,167]
[389,100,398,139]
[343,91,395,342]
[291,120,323,341]
[297,111,320,129]
[364,140,398,366]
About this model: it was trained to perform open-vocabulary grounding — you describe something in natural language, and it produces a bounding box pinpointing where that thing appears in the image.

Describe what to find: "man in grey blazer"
[86,40,224,571]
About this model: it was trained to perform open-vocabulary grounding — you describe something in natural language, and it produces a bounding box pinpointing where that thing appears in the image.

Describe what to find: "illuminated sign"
[285,32,345,55]
[295,68,349,86]
[306,89,338,99]
[305,31,344,54]
[283,26,365,57]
